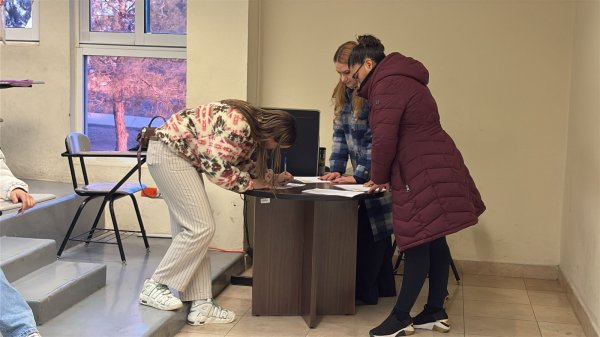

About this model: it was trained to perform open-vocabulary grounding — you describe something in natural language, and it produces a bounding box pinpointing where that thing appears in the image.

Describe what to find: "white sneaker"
[187,299,235,325]
[25,333,42,337]
[139,279,183,311]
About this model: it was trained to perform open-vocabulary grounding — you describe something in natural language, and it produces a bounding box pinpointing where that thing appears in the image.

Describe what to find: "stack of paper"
[301,188,364,198]
[294,176,328,184]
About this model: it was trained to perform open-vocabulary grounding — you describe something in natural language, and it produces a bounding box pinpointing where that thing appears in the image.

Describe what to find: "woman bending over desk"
[139,99,296,325]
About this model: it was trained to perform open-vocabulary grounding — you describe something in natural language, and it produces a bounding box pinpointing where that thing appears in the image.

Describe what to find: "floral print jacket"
[155,102,257,193]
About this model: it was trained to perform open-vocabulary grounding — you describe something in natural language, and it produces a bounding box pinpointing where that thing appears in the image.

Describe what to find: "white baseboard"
[558,268,599,337]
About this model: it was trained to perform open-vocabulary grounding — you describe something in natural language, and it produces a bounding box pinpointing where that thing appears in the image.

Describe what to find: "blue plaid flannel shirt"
[329,89,393,241]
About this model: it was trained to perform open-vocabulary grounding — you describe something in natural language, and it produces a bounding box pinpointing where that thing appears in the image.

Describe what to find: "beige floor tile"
[532,305,580,325]
[462,275,526,290]
[463,286,530,305]
[352,297,397,326]
[240,267,253,277]
[527,291,570,307]
[226,314,309,337]
[174,332,226,337]
[304,315,373,337]
[410,295,464,316]
[538,322,586,337]
[464,316,541,336]
[448,314,465,333]
[524,279,563,292]
[464,300,536,321]
[174,273,588,337]
[217,284,252,300]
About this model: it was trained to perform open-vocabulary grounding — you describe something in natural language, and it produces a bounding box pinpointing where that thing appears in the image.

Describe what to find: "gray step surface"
[39,237,245,337]
[13,260,107,324]
[0,236,56,282]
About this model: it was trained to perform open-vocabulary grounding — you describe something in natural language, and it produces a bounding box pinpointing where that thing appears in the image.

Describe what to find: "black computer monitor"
[263,107,320,176]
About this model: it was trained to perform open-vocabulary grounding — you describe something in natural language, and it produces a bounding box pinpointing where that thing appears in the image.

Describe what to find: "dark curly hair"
[348,34,386,67]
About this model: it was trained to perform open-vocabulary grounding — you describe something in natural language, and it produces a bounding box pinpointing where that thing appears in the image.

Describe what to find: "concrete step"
[0,236,56,282]
[38,238,245,337]
[12,260,107,324]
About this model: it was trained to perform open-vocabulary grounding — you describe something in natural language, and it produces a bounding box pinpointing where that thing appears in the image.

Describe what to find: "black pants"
[393,236,451,316]
[355,201,397,304]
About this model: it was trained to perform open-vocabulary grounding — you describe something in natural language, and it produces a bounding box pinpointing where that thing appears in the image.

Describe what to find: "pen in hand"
[283,156,287,172]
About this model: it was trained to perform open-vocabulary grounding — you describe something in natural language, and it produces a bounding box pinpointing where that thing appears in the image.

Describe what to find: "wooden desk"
[245,183,382,328]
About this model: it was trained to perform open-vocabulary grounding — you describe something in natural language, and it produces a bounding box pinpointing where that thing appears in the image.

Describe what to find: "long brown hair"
[332,41,366,121]
[221,99,296,179]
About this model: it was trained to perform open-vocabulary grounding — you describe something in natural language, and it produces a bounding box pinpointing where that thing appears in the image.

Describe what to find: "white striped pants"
[146,140,214,301]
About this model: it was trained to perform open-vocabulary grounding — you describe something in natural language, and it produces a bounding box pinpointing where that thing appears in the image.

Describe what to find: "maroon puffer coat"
[358,52,485,251]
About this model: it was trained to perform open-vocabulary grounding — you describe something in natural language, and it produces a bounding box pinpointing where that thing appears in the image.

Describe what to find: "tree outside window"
[85,55,186,151]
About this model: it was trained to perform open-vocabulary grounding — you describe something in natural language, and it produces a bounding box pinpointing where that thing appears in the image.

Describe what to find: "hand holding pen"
[275,156,294,186]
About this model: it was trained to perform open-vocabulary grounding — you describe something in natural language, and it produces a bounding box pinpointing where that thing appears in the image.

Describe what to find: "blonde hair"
[220,99,296,179]
[332,41,366,121]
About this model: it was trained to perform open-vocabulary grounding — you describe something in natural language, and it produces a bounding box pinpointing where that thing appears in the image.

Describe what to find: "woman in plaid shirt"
[321,41,396,304]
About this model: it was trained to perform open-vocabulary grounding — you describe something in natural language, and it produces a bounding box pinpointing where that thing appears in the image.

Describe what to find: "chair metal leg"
[393,251,404,274]
[84,196,109,245]
[450,257,461,284]
[129,194,149,251]
[392,246,460,284]
[109,197,126,263]
[57,196,94,258]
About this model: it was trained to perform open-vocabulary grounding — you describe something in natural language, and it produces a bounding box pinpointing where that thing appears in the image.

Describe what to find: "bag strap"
[138,116,167,188]
[148,116,166,127]
[137,129,147,189]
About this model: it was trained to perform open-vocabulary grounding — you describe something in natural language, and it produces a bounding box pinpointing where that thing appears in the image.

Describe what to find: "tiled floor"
[174,272,586,337]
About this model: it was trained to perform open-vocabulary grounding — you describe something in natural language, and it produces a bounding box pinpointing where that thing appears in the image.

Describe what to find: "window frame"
[3,0,40,42]
[79,0,186,47]
[74,0,187,163]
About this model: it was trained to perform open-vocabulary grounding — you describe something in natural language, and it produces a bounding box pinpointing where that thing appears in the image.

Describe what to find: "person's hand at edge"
[252,178,273,190]
[320,171,341,181]
[332,175,356,184]
[275,171,294,186]
[10,188,36,213]
[364,181,390,193]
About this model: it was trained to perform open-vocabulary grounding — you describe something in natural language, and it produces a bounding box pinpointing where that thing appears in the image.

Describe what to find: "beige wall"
[561,0,600,332]
[0,0,72,182]
[258,0,573,265]
[186,0,254,249]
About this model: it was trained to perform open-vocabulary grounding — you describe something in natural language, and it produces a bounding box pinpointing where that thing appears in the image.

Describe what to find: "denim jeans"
[0,268,38,337]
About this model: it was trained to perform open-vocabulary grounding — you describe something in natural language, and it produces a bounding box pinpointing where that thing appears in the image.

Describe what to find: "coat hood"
[358,52,429,98]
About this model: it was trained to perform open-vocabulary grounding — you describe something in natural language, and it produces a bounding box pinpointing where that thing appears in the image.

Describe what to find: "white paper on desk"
[294,176,328,184]
[301,188,363,198]
[333,184,371,192]
[274,182,305,189]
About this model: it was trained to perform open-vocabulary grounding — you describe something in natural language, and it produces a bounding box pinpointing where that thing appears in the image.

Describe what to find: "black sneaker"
[369,314,414,337]
[412,306,450,333]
